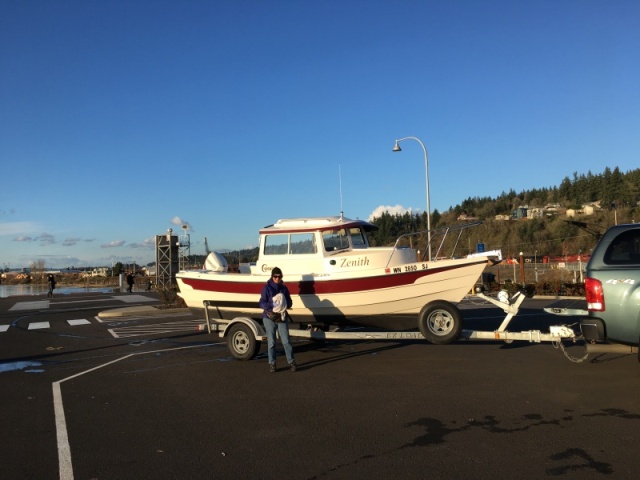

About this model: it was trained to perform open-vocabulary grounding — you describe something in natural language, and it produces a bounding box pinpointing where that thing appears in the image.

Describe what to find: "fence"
[484,261,586,297]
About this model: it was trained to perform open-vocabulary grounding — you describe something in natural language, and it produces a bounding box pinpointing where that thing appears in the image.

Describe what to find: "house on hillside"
[457,213,479,221]
[566,202,601,217]
[528,207,544,219]
[511,206,528,219]
[543,204,562,217]
[583,202,601,215]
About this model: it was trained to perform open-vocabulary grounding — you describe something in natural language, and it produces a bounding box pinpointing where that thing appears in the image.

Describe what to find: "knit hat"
[271,267,283,276]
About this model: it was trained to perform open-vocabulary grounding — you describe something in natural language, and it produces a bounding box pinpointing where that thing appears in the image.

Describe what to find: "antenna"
[339,164,343,218]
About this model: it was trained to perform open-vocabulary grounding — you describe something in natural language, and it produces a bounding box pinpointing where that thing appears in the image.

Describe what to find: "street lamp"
[393,136,431,260]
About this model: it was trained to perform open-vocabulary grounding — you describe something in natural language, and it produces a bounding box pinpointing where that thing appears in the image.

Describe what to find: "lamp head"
[392,141,401,152]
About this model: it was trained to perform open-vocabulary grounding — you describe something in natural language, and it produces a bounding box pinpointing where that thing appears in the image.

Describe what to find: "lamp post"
[393,136,431,260]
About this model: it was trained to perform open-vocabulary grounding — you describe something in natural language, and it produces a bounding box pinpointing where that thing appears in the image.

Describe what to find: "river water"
[0,284,115,298]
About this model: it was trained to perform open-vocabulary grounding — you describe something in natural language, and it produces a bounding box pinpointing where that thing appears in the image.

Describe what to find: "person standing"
[259,267,296,372]
[47,273,56,298]
[126,272,134,293]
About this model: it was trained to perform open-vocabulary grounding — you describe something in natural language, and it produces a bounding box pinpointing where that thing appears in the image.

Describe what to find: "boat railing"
[388,221,483,266]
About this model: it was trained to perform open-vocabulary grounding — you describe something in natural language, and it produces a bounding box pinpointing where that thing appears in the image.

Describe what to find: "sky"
[1,0,639,270]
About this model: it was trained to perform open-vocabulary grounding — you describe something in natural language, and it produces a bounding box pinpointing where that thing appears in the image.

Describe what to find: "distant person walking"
[259,267,296,373]
[126,272,134,293]
[47,273,56,298]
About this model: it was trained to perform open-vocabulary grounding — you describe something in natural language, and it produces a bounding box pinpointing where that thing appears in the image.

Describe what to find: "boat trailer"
[198,291,592,362]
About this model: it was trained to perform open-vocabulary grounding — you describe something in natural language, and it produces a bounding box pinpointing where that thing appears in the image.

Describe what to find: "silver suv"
[581,223,640,348]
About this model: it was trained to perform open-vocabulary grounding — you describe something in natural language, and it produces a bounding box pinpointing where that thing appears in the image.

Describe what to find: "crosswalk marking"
[109,318,204,338]
[0,318,93,332]
[9,300,49,311]
[28,321,50,330]
[67,319,91,326]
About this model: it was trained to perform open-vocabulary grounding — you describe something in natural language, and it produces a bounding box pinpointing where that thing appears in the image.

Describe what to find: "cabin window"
[264,234,288,255]
[323,229,349,252]
[290,233,316,254]
[264,233,317,255]
[350,227,367,248]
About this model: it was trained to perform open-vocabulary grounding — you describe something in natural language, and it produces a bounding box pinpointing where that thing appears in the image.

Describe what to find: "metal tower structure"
[155,229,179,291]
[179,224,191,271]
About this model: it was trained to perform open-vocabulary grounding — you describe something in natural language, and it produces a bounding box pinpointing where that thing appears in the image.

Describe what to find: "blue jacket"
[259,278,293,319]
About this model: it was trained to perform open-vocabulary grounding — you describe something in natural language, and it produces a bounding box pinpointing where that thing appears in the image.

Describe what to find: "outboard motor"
[203,252,228,272]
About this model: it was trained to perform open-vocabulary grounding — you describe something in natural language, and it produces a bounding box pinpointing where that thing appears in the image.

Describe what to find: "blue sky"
[1,0,639,269]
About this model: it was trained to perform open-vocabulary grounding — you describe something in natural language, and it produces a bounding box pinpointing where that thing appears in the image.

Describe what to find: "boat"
[176,214,500,336]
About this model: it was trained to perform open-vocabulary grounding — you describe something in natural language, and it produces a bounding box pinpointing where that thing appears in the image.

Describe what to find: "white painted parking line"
[52,344,217,480]
[9,300,49,311]
[67,319,91,326]
[115,295,156,304]
[0,325,9,332]
[28,321,50,330]
[54,298,116,305]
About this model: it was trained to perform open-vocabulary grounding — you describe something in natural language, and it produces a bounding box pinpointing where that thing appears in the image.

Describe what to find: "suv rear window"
[603,229,640,265]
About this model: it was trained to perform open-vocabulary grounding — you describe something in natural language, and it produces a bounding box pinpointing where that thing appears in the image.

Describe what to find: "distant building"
[528,208,544,219]
[83,267,108,277]
[457,213,479,221]
[566,202,601,218]
[583,202,601,215]
[543,204,562,216]
[143,265,157,276]
[511,206,528,219]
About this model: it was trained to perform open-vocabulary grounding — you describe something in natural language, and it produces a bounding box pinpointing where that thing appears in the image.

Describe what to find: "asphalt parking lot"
[1,292,639,479]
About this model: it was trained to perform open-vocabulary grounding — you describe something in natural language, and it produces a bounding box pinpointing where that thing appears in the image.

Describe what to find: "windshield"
[323,229,350,252]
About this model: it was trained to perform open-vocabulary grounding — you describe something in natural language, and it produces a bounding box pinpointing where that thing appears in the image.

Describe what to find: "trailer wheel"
[227,323,260,361]
[418,301,463,345]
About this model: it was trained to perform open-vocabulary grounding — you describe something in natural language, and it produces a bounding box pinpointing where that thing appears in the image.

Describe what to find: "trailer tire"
[418,301,463,345]
[227,323,260,361]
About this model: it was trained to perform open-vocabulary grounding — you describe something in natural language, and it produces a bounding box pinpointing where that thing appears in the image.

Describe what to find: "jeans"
[263,316,294,365]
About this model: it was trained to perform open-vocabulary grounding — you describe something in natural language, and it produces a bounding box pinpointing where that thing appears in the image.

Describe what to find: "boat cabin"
[241,216,418,276]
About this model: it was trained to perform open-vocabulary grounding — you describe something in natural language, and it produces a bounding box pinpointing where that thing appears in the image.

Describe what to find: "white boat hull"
[176,257,487,330]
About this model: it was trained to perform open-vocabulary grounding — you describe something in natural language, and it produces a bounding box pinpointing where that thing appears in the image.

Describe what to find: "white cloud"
[129,237,156,249]
[13,236,33,242]
[38,232,56,245]
[368,205,417,221]
[0,221,39,236]
[63,237,94,246]
[100,240,126,248]
[63,237,81,246]
[171,216,193,231]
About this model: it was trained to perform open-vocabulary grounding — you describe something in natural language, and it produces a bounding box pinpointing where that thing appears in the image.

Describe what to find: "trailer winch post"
[475,291,527,332]
[203,300,213,334]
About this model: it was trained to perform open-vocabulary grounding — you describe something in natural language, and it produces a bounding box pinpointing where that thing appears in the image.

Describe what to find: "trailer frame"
[199,292,584,361]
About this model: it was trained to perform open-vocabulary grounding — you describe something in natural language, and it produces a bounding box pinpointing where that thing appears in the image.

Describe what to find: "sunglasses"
[272,275,282,279]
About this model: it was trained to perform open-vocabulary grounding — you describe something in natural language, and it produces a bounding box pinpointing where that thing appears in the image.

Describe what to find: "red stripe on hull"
[179,260,486,295]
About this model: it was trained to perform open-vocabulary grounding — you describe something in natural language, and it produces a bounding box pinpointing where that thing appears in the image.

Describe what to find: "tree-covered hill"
[368,167,640,258]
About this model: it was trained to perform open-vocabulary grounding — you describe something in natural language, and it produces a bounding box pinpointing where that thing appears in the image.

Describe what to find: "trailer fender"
[220,317,265,339]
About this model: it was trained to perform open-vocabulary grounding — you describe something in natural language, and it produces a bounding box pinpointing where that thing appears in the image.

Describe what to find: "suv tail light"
[585,277,605,312]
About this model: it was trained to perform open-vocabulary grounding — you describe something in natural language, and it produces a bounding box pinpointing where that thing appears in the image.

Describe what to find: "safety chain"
[552,337,590,363]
